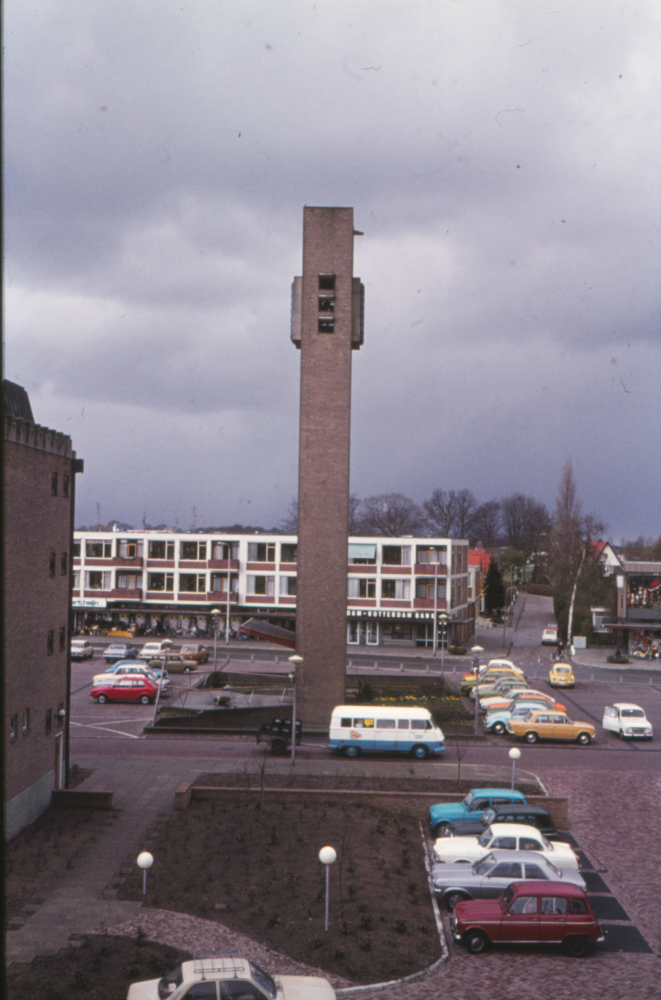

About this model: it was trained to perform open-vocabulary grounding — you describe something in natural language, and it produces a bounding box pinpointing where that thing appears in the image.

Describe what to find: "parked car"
[477,681,533,708]
[432,849,585,911]
[70,639,94,660]
[549,662,575,687]
[451,880,604,956]
[463,659,524,679]
[428,789,527,838]
[602,703,653,740]
[460,668,525,695]
[436,802,560,840]
[484,689,567,713]
[508,709,595,745]
[91,676,161,705]
[148,653,197,673]
[180,643,209,663]
[102,643,137,663]
[139,641,173,660]
[432,822,579,868]
[127,954,337,1000]
[541,624,559,645]
[484,701,565,736]
[93,662,169,687]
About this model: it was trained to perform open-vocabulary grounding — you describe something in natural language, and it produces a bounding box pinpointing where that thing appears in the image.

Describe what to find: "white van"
[329,705,445,759]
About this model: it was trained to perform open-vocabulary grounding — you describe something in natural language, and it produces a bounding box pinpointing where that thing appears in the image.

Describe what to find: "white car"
[70,639,94,660]
[486,659,525,676]
[602,703,653,740]
[138,641,173,660]
[93,663,169,688]
[432,822,579,869]
[542,625,559,645]
[127,954,337,1000]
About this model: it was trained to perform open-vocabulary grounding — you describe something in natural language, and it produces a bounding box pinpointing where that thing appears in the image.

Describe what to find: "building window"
[180,541,206,560]
[247,575,275,596]
[179,573,206,593]
[248,542,275,562]
[118,540,141,559]
[382,545,412,566]
[73,541,81,558]
[59,626,66,651]
[45,709,52,735]
[211,574,237,594]
[22,708,30,735]
[86,542,112,558]
[279,576,297,596]
[117,573,142,590]
[148,540,175,559]
[381,579,411,600]
[47,630,54,655]
[51,472,58,495]
[63,474,70,497]
[319,274,335,290]
[148,572,174,591]
[87,571,111,590]
[57,703,64,728]
[10,715,18,742]
[416,580,446,599]
[318,318,334,333]
[348,578,376,599]
[49,552,56,576]
[61,552,68,575]
[318,295,335,312]
[417,547,447,565]
[280,543,297,563]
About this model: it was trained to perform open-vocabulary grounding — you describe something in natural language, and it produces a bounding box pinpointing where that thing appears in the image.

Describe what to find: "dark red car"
[91,676,160,705]
[180,643,209,663]
[451,880,604,957]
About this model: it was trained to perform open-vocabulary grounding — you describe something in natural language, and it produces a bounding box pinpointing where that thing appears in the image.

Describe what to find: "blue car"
[428,788,527,838]
[484,701,558,736]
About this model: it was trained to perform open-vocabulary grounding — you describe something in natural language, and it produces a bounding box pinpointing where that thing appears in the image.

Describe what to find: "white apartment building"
[72,530,472,648]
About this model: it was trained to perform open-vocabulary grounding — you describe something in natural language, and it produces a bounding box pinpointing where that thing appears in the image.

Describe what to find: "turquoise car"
[484,701,560,736]
[428,788,527,838]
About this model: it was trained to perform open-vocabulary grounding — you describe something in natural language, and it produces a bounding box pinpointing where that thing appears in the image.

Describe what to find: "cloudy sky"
[4,0,660,541]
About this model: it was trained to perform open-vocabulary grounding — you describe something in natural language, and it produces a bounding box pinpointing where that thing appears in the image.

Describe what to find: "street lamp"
[152,639,172,726]
[288,654,302,766]
[470,646,484,736]
[225,544,232,645]
[509,747,521,790]
[319,845,337,930]
[438,613,450,683]
[210,607,221,671]
[431,548,439,657]
[137,851,153,895]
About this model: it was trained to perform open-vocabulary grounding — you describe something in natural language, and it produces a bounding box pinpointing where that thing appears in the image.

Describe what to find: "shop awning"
[239,618,296,649]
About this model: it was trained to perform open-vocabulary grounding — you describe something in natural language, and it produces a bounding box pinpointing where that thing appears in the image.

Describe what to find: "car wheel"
[525,731,538,744]
[271,738,287,756]
[445,892,468,912]
[618,730,627,740]
[410,744,429,759]
[433,822,450,838]
[343,745,360,758]
[464,930,488,954]
[139,694,151,705]
[492,721,506,735]
[576,732,591,745]
[97,694,108,704]
[562,935,588,957]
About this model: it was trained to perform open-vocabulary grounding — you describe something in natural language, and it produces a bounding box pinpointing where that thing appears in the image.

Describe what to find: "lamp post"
[470,646,484,736]
[225,544,232,645]
[210,607,221,671]
[509,747,521,790]
[319,845,337,930]
[431,548,438,657]
[152,639,172,726]
[438,613,450,683]
[137,851,153,895]
[288,654,302,766]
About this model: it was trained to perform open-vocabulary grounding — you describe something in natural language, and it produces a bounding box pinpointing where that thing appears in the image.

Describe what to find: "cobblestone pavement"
[94,762,661,1000]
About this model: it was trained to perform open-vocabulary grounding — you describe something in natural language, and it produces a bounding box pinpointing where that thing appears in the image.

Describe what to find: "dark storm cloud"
[4,0,660,539]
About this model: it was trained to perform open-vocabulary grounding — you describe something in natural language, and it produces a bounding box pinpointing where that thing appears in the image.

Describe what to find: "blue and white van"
[329,705,445,759]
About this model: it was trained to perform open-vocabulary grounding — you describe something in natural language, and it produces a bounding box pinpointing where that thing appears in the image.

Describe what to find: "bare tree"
[348,494,363,534]
[469,500,502,547]
[360,493,423,536]
[454,489,477,538]
[423,489,459,536]
[501,493,549,558]
[279,497,298,533]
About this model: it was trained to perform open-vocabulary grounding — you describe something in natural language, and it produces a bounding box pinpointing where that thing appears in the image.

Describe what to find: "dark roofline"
[3,381,34,422]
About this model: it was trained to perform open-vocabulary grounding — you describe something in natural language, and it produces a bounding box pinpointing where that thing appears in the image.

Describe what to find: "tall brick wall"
[3,414,76,837]
[296,207,360,725]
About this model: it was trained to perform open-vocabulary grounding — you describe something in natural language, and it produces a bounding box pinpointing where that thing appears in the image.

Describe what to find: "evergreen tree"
[484,558,505,613]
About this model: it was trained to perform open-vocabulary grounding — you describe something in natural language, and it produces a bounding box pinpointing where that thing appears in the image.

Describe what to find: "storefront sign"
[72,598,108,608]
[347,609,444,620]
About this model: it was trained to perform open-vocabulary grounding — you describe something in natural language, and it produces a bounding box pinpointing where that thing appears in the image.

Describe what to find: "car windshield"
[556,666,571,673]
[158,965,183,999]
[621,709,644,718]
[249,962,277,999]
[462,792,474,809]
[473,854,496,875]
[477,830,492,847]
[546,860,561,877]
[500,884,515,911]
[541,835,552,849]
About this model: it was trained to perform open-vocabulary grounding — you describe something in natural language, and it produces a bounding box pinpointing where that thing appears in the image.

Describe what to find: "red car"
[451,880,604,957]
[91,676,160,705]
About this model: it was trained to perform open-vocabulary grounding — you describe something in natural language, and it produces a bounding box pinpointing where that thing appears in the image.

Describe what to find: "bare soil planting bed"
[114,795,441,984]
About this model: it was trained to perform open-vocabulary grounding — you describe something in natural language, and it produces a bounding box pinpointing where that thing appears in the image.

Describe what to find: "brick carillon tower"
[291,207,364,726]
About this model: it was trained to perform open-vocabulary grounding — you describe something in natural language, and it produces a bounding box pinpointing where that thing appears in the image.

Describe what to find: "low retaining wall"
[174,784,569,830]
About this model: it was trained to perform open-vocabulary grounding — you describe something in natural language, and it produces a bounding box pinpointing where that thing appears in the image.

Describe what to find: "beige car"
[508,709,595,745]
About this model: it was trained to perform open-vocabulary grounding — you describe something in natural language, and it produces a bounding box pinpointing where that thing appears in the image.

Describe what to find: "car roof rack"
[193,952,244,978]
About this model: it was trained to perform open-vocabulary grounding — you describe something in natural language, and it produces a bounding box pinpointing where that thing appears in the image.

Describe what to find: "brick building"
[3,381,83,840]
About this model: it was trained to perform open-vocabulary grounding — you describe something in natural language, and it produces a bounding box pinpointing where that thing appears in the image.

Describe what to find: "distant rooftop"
[3,380,34,423]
